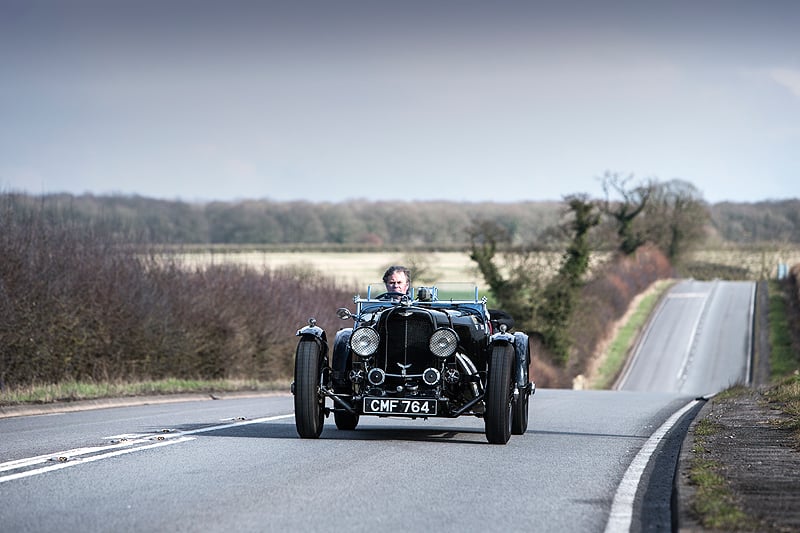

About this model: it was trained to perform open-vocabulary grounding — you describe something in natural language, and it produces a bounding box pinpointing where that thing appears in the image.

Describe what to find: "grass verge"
[764,373,800,447]
[768,280,799,379]
[689,412,760,530]
[0,379,290,407]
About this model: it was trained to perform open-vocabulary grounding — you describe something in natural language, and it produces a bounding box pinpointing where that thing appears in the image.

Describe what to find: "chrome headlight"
[350,327,380,357]
[429,328,458,358]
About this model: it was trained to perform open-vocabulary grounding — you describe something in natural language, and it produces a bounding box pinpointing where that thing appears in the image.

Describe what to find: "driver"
[379,265,411,300]
[332,265,412,391]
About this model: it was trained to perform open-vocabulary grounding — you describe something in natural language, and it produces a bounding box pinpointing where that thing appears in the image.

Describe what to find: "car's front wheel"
[485,344,514,444]
[294,339,325,438]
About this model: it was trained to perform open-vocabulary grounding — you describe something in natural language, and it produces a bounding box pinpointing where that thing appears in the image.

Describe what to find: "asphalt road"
[0,280,754,532]
[616,279,754,395]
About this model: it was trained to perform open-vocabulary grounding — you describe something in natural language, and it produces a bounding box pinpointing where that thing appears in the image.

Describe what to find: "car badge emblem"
[397,363,412,376]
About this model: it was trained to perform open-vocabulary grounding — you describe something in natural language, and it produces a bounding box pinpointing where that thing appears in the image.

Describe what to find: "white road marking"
[0,439,164,473]
[0,413,293,484]
[0,436,196,483]
[604,399,700,533]
[675,286,713,382]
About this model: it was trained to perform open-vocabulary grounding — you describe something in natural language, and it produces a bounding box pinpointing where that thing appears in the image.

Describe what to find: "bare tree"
[600,172,654,255]
[642,179,709,262]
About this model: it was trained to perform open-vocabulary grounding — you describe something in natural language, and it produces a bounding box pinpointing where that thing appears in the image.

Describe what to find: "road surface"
[0,280,754,532]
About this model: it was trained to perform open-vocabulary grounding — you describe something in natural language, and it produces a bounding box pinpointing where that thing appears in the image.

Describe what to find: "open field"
[685,245,800,280]
[174,246,800,289]
[175,250,483,289]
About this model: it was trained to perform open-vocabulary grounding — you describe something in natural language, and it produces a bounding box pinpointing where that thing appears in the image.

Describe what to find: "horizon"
[5,189,798,207]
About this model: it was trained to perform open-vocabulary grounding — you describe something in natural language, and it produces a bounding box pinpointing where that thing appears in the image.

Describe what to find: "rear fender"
[513,332,530,388]
[490,331,530,388]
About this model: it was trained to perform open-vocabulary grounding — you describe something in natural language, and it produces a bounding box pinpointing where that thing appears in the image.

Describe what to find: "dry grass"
[173,250,482,288]
[0,379,289,406]
[685,245,800,280]
[175,246,800,288]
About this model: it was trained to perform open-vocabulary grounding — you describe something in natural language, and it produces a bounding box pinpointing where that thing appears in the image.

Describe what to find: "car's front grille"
[378,310,435,380]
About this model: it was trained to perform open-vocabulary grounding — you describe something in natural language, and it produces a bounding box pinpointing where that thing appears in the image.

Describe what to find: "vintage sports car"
[291,283,534,444]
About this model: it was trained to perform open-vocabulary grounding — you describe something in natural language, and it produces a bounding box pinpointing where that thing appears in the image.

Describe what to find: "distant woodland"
[3,192,799,247]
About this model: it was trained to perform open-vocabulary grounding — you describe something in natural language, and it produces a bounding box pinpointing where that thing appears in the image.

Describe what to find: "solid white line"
[0,436,196,484]
[745,282,755,385]
[178,414,294,437]
[0,413,294,484]
[604,399,700,533]
[0,439,158,472]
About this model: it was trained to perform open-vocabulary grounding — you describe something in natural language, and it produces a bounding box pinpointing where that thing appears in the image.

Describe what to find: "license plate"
[363,397,438,416]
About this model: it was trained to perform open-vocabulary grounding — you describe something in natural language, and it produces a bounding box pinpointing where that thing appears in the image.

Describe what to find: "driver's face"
[385,272,409,294]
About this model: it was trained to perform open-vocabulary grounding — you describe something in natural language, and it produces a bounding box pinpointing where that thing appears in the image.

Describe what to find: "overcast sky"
[1,0,798,204]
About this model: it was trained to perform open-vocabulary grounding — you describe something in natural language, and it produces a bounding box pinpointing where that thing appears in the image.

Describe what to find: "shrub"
[565,245,673,380]
[0,197,354,389]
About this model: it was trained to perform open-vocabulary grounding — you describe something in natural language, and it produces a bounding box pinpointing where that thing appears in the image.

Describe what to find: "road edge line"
[604,398,701,533]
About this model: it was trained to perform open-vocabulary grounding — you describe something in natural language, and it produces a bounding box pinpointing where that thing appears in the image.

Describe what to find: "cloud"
[768,68,800,99]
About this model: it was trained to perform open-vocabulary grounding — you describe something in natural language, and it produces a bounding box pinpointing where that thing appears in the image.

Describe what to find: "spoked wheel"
[294,339,325,438]
[485,343,514,444]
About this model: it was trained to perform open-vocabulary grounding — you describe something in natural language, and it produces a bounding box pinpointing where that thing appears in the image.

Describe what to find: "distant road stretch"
[616,279,755,395]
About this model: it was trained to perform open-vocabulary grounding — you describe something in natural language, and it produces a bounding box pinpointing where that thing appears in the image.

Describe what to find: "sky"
[1,0,799,204]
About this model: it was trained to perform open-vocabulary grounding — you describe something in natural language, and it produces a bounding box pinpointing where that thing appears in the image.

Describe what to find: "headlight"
[429,328,458,358]
[350,327,380,357]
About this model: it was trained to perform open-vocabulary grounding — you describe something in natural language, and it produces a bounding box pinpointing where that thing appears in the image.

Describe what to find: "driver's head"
[382,265,411,294]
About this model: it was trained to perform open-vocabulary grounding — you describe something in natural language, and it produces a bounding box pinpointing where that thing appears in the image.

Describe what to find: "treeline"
[5,192,796,247]
[1,193,562,247]
[709,200,800,244]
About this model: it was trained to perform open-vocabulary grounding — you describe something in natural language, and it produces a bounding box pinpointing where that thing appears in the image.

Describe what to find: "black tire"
[485,343,514,444]
[511,389,529,435]
[294,339,325,438]
[334,410,359,430]
[511,333,531,435]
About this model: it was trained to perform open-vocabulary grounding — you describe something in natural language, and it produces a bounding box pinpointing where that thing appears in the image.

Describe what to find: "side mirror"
[336,307,353,320]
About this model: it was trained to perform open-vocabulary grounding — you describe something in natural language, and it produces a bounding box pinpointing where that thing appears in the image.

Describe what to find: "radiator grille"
[378,311,435,378]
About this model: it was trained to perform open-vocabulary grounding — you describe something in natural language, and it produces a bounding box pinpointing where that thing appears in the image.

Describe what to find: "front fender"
[332,328,353,373]
[296,318,329,364]
[296,317,327,342]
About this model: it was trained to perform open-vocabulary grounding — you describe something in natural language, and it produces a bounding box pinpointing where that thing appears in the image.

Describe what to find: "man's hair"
[382,265,411,284]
